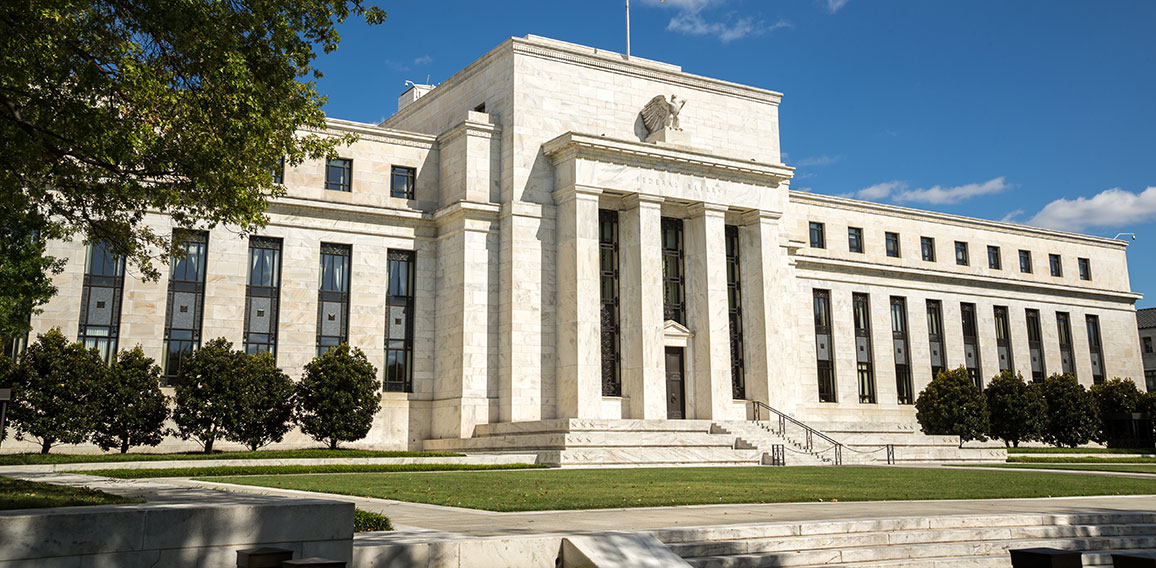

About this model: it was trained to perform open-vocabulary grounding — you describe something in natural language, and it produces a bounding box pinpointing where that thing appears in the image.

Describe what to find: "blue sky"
[314,1,1156,308]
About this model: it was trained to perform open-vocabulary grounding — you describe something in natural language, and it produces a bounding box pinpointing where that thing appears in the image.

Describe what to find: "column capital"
[687,202,730,218]
[552,184,603,205]
[739,209,783,225]
[621,193,664,210]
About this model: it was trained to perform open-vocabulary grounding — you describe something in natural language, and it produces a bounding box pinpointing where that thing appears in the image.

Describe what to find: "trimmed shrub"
[223,352,295,452]
[1090,377,1151,447]
[9,330,105,453]
[984,371,1046,448]
[296,344,381,450]
[915,366,989,446]
[93,347,170,453]
[1040,374,1099,448]
[354,509,393,532]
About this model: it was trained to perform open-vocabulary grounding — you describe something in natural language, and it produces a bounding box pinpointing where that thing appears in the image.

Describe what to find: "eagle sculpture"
[641,94,686,136]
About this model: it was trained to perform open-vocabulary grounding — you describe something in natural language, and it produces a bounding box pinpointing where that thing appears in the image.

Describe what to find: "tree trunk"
[40,439,52,454]
[204,437,214,454]
[329,438,338,451]
[120,440,130,454]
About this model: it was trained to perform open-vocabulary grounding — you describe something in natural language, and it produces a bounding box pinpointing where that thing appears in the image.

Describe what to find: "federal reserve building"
[22,36,1145,463]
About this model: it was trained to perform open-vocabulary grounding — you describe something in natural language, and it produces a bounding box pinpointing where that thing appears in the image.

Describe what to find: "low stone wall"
[0,453,541,474]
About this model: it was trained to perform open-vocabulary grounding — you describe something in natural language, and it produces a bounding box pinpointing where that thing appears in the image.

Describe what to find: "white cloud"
[893,176,1010,205]
[1025,187,1156,232]
[854,181,903,200]
[796,154,841,167]
[1000,210,1024,224]
[413,55,433,65]
[825,0,849,14]
[644,0,788,42]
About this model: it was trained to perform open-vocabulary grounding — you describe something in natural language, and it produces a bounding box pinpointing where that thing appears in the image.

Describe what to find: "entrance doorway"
[665,347,685,419]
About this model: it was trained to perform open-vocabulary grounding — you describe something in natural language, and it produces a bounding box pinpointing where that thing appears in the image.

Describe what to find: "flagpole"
[625,0,631,59]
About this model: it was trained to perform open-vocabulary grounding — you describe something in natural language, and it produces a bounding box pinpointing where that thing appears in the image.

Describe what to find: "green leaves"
[8,329,107,453]
[296,344,380,450]
[914,366,989,445]
[985,371,1046,448]
[92,347,169,453]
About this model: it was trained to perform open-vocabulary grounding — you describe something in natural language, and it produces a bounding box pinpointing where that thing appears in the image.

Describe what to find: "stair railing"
[749,400,843,465]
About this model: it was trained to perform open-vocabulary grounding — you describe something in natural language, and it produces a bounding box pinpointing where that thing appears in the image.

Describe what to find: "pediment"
[663,320,693,338]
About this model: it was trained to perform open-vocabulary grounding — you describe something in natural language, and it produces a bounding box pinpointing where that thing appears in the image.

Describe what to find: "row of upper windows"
[272,157,417,199]
[809,222,1093,281]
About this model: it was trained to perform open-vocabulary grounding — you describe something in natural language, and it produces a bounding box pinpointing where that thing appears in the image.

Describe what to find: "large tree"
[0,0,385,338]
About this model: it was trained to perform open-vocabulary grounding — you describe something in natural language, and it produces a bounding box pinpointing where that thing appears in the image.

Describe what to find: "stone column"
[685,203,733,420]
[554,185,603,419]
[737,210,788,413]
[619,194,666,419]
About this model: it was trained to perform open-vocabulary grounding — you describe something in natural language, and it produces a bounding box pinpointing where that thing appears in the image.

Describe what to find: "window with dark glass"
[891,297,913,405]
[1145,336,1154,354]
[848,227,863,253]
[813,289,836,403]
[960,302,982,388]
[926,300,945,380]
[1086,314,1105,385]
[994,306,1013,373]
[390,166,416,199]
[78,242,126,363]
[885,232,901,258]
[243,237,282,357]
[1026,309,1045,381]
[955,241,969,266]
[1056,312,1075,376]
[1019,250,1032,273]
[384,250,415,392]
[163,231,209,383]
[921,237,936,262]
[325,158,352,192]
[661,217,685,324]
[599,210,621,397]
[1078,258,1091,281]
[317,243,351,356]
[1049,254,1063,277]
[725,225,745,400]
[988,246,1002,270]
[272,156,285,184]
[3,312,30,361]
[809,222,825,249]
[853,293,876,403]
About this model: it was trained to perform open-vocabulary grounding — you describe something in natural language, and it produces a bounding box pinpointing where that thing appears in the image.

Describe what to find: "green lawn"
[0,449,462,466]
[0,476,140,511]
[963,464,1156,474]
[1008,456,1156,464]
[1006,447,1155,454]
[199,466,1156,512]
[82,463,544,478]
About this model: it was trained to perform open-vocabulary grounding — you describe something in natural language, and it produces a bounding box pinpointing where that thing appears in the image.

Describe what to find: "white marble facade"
[23,35,1146,450]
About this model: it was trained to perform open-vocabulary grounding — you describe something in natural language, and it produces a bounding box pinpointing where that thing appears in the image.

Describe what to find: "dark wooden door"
[665,347,685,419]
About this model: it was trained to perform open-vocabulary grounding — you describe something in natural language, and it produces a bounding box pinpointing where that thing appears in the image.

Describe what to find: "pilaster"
[554,185,603,418]
[685,202,733,419]
[619,194,666,419]
[738,209,790,412]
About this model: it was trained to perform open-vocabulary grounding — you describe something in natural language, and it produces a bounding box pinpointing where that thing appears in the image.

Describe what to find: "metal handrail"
[748,400,896,466]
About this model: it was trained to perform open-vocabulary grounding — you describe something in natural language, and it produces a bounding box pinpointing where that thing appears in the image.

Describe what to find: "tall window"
[1078,258,1092,281]
[1086,314,1104,385]
[1145,337,1154,354]
[163,231,209,382]
[1049,254,1063,277]
[988,246,1002,270]
[599,210,621,397]
[1025,308,1045,381]
[853,293,876,403]
[3,313,30,361]
[725,225,745,399]
[813,289,836,403]
[848,227,863,253]
[891,297,913,405]
[78,242,126,363]
[994,306,1013,373]
[885,232,901,258]
[243,237,282,357]
[960,302,982,388]
[921,237,936,262]
[317,243,351,356]
[955,241,969,266]
[271,156,285,184]
[325,158,352,192]
[926,300,945,380]
[1019,250,1033,273]
[390,166,415,199]
[1056,312,1075,376]
[661,218,685,324]
[809,222,826,249]
[384,250,415,392]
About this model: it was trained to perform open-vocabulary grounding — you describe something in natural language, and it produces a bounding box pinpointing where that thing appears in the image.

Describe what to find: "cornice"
[269,196,431,224]
[438,117,502,147]
[433,200,502,225]
[310,118,437,150]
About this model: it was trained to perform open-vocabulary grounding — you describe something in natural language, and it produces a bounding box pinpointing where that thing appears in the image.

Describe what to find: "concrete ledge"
[0,454,540,474]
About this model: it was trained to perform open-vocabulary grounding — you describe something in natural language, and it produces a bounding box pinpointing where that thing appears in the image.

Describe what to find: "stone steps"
[710,422,832,466]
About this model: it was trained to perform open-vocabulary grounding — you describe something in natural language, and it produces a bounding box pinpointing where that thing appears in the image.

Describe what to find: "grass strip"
[959,464,1156,474]
[1006,447,1154,455]
[199,466,1156,512]
[1008,456,1156,464]
[0,449,464,466]
[82,462,544,479]
[0,476,141,511]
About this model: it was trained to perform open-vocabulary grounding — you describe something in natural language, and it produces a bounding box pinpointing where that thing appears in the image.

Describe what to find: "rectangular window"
[3,314,29,361]
[325,158,352,192]
[961,302,982,388]
[885,232,901,258]
[1057,312,1075,376]
[1086,315,1105,385]
[661,218,686,324]
[1026,309,1046,381]
[891,297,913,405]
[809,222,826,249]
[317,243,351,356]
[271,156,285,185]
[813,289,836,403]
[163,231,209,383]
[599,210,621,397]
[848,227,863,254]
[1078,258,1091,281]
[1019,250,1033,273]
[994,306,1013,373]
[988,246,1002,270]
[78,242,126,363]
[384,250,415,392]
[1145,336,1153,354]
[390,165,416,199]
[725,225,746,400]
[955,241,969,266]
[926,300,945,380]
[853,292,876,404]
[243,237,282,357]
[1049,254,1063,277]
[921,237,936,262]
